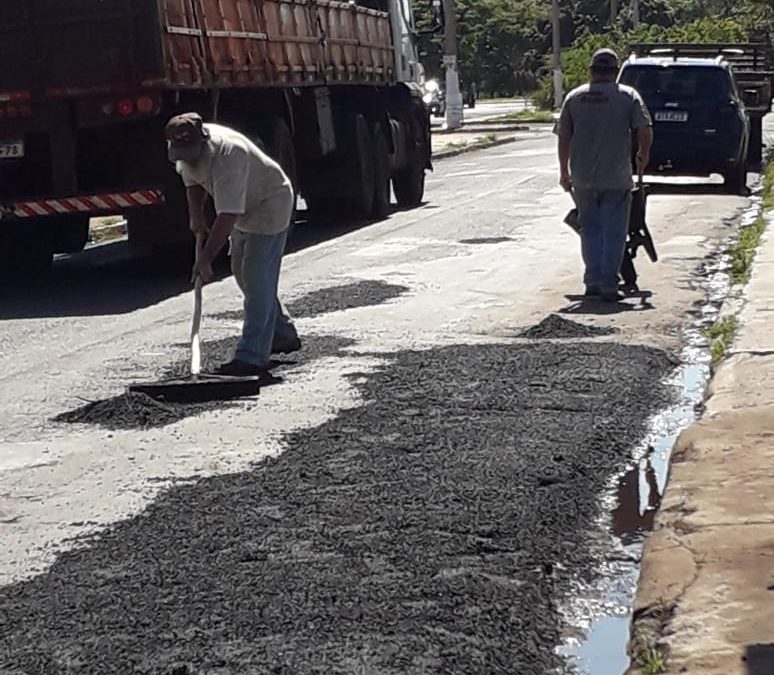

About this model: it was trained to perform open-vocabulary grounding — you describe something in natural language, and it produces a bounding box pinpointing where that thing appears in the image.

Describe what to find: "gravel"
[2,339,676,674]
[211,281,410,323]
[52,392,184,430]
[517,314,619,339]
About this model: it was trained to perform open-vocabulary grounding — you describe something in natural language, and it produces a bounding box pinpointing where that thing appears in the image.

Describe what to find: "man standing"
[555,48,653,301]
[165,113,301,379]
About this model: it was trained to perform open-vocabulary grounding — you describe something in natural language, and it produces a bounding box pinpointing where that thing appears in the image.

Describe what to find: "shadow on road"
[645,181,734,196]
[0,209,397,321]
[559,292,655,315]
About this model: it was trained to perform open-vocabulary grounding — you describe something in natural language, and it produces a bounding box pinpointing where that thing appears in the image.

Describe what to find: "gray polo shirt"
[554,82,652,191]
[177,123,294,235]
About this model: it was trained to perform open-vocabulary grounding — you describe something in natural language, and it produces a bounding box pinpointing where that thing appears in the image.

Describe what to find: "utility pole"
[551,0,563,110]
[631,0,640,27]
[610,0,618,24]
[442,0,463,130]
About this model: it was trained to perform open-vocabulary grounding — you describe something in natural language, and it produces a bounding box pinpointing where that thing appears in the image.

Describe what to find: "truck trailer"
[0,0,432,270]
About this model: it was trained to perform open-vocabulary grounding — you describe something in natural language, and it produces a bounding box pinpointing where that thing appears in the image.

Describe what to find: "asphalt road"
[0,124,766,674]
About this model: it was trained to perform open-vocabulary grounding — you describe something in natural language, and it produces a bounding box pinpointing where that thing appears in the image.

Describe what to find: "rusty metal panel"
[259,0,325,85]
[314,1,392,84]
[196,0,272,85]
[159,0,208,86]
[158,0,394,89]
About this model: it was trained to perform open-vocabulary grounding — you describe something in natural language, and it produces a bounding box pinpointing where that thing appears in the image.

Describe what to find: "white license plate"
[0,141,24,159]
[655,111,688,122]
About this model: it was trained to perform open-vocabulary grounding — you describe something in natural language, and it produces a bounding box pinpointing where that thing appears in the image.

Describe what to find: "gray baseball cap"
[590,48,620,70]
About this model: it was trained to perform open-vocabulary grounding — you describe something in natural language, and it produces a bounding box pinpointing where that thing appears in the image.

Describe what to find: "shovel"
[128,233,262,403]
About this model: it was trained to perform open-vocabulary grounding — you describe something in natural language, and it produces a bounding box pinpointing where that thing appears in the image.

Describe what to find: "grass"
[487,110,555,123]
[89,215,127,244]
[728,216,766,284]
[438,133,506,155]
[726,160,774,284]
[635,648,667,674]
[704,316,739,365]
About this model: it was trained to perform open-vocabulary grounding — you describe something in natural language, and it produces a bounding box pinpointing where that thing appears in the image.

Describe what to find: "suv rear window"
[619,65,732,102]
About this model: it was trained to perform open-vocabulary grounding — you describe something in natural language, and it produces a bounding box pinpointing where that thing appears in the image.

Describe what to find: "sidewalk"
[629,216,774,673]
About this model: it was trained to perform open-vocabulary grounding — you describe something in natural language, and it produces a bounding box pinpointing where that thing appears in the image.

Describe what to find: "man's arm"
[558,134,572,191]
[186,185,209,235]
[636,125,653,176]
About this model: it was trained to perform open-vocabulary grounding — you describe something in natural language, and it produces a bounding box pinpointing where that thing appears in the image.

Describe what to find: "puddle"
[559,182,764,674]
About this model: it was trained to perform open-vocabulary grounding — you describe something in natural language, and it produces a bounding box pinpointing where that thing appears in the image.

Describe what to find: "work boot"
[272,335,302,355]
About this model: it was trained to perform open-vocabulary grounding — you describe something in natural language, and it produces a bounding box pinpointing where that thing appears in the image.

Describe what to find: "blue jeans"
[230,228,297,367]
[574,189,632,294]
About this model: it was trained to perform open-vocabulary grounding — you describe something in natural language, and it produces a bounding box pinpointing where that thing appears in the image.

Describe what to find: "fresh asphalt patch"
[7,323,677,674]
[52,335,356,431]
[518,313,619,339]
[211,280,410,324]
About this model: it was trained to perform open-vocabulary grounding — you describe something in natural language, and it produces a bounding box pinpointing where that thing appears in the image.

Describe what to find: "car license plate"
[0,141,24,159]
[655,111,688,122]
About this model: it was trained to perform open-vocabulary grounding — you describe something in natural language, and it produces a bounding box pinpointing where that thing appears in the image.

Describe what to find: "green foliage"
[725,160,774,284]
[635,647,667,674]
[412,0,774,104]
[704,316,739,364]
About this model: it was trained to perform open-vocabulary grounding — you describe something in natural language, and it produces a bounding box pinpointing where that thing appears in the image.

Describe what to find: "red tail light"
[117,98,135,117]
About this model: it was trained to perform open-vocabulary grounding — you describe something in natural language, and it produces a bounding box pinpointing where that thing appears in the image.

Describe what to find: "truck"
[0,0,432,271]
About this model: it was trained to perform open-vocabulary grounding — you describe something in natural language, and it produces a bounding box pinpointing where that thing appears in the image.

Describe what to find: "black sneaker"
[600,290,625,302]
[216,360,283,385]
[271,336,302,355]
[216,360,264,377]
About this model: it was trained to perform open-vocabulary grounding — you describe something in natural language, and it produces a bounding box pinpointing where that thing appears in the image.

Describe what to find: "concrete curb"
[628,175,774,674]
[433,135,519,160]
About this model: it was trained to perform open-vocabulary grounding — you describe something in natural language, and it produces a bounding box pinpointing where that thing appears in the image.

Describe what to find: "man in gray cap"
[555,48,653,301]
[165,112,300,379]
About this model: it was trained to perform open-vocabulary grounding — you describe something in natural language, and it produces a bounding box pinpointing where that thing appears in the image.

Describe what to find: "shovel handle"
[190,232,205,376]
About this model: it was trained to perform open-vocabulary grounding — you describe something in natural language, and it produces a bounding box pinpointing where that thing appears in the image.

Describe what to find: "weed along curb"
[627,163,774,674]
[433,134,520,159]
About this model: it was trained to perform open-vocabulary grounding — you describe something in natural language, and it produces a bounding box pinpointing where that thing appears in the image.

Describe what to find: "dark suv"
[618,55,751,193]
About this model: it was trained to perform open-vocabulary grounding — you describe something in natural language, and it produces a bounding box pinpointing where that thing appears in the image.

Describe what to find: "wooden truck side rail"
[157,0,394,89]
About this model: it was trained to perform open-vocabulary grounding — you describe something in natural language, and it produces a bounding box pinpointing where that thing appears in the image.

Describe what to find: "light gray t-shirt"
[554,82,652,191]
[177,123,294,235]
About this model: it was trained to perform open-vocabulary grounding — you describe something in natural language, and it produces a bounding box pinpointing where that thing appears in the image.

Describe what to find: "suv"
[618,53,751,193]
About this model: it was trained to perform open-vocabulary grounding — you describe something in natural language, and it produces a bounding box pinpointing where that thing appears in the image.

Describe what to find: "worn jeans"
[574,189,632,294]
[230,228,298,367]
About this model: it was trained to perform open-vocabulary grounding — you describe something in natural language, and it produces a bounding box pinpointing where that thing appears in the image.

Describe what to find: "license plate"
[0,141,24,159]
[655,111,688,122]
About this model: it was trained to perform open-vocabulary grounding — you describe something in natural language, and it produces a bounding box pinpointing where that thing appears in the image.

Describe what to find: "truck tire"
[48,214,90,254]
[393,108,428,209]
[724,160,747,195]
[348,114,376,218]
[371,122,391,218]
[747,116,763,168]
